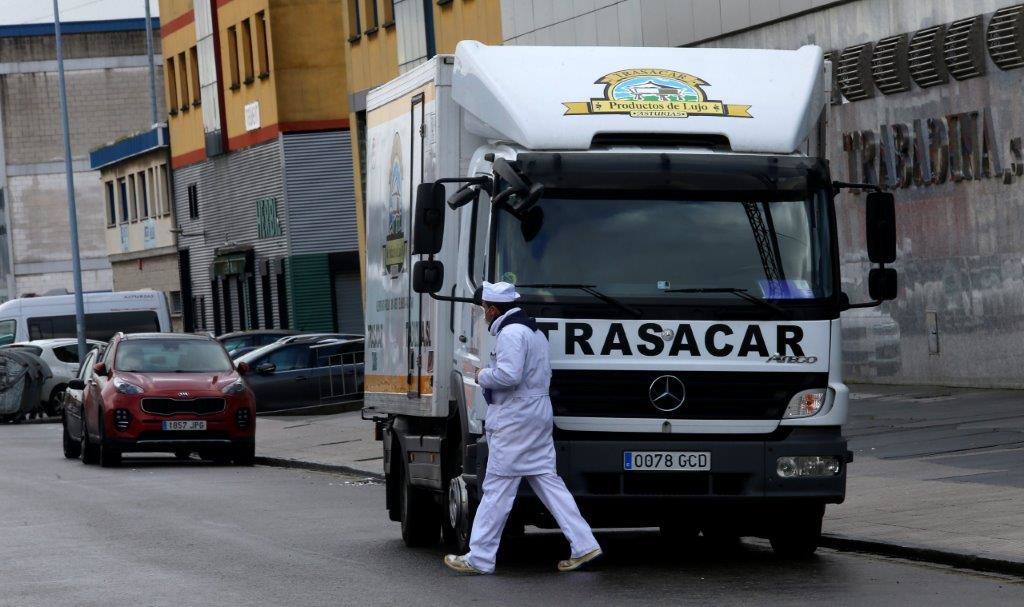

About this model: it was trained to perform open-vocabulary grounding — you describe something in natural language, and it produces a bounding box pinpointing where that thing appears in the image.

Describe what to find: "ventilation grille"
[908,25,949,88]
[944,16,987,80]
[871,34,911,94]
[837,43,875,101]
[987,4,1024,70]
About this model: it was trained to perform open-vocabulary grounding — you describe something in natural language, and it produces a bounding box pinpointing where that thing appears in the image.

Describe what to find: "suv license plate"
[623,451,710,471]
[162,420,207,431]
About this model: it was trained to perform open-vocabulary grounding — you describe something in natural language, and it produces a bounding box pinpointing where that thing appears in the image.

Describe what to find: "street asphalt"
[2,423,1023,606]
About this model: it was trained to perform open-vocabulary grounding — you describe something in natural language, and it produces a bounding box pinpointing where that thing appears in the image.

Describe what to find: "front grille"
[549,370,827,420]
[584,472,752,496]
[141,398,226,416]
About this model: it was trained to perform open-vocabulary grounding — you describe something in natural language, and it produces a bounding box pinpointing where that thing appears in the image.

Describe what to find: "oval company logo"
[177,391,190,399]
[648,375,686,413]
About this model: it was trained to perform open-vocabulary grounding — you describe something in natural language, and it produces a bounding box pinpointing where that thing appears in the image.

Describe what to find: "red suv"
[66,332,255,467]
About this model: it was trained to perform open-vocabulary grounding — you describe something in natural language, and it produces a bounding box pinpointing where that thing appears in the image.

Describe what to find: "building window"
[255,11,270,79]
[177,51,190,112]
[346,0,361,42]
[159,165,171,216]
[118,178,129,224]
[227,25,240,89]
[362,0,378,34]
[139,171,150,218]
[261,262,272,329]
[187,183,199,219]
[166,57,179,115]
[189,46,202,106]
[167,291,183,316]
[210,280,222,335]
[241,18,255,84]
[276,262,289,329]
[104,181,116,227]
[128,174,138,222]
[381,0,395,28]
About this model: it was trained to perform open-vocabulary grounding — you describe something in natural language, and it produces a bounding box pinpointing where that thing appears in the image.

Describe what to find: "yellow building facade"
[159,0,362,336]
[339,0,502,288]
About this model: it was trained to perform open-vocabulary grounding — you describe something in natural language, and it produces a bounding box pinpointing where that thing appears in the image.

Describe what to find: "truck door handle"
[294,376,306,382]
[459,335,467,343]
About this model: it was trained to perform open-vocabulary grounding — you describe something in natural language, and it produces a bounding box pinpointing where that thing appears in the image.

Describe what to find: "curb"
[254,454,1024,579]
[254,455,384,480]
[821,533,1024,578]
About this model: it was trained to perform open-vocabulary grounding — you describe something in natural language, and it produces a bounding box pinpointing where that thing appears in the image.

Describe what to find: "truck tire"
[441,425,472,553]
[769,507,823,558]
[398,448,439,547]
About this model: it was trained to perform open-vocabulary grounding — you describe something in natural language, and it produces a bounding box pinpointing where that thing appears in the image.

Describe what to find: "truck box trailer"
[363,41,898,556]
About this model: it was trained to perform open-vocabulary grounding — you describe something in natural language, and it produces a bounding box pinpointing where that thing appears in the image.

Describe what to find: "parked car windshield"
[115,339,233,373]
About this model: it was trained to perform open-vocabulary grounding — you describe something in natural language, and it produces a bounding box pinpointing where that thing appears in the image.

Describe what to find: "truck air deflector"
[452,41,824,153]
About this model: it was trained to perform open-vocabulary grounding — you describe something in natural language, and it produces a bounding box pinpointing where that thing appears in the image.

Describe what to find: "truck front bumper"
[477,426,850,528]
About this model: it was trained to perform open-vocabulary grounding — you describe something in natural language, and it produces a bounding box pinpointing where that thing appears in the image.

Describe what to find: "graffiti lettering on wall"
[842,108,1024,193]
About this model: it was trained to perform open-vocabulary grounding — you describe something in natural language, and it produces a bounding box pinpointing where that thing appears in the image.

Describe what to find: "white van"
[0,291,172,345]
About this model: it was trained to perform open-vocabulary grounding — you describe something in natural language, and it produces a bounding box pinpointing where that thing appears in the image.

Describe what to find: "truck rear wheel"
[769,507,823,558]
[398,448,439,547]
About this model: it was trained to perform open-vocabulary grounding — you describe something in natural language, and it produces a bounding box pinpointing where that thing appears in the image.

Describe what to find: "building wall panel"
[282,130,357,255]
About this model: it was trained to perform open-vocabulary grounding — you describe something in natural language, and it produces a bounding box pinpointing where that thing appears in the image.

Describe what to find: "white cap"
[482,281,520,303]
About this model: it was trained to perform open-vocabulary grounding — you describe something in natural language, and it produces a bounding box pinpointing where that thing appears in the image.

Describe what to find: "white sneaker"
[444,554,488,575]
[558,547,603,572]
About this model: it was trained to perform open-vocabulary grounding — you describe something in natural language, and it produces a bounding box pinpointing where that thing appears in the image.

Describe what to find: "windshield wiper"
[664,287,787,316]
[516,283,643,318]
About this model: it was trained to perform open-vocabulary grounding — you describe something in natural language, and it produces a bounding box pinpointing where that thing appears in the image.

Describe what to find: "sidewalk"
[255,384,1024,571]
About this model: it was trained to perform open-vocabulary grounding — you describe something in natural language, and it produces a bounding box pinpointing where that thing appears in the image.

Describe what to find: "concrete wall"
[499,0,847,46]
[111,252,182,331]
[0,26,165,302]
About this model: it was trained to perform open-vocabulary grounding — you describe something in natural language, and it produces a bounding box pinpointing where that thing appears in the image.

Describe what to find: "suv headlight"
[222,379,246,395]
[113,377,144,395]
[783,388,831,419]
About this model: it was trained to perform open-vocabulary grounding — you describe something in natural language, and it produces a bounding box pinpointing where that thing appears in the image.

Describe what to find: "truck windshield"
[492,190,833,305]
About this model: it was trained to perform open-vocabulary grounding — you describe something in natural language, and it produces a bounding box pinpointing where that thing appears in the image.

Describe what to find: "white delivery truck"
[363,42,898,556]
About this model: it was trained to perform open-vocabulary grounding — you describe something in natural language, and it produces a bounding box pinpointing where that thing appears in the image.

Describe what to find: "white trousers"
[465,472,600,573]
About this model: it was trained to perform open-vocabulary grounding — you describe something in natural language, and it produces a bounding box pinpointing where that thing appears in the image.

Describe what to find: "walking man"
[444,281,602,574]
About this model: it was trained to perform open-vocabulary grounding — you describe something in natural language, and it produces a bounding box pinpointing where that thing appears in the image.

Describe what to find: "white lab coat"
[477,307,557,477]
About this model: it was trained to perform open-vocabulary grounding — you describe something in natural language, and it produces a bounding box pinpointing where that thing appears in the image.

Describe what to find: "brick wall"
[1,66,164,165]
[6,172,108,264]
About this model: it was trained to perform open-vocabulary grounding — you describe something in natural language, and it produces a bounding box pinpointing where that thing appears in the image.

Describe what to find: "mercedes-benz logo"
[648,375,686,412]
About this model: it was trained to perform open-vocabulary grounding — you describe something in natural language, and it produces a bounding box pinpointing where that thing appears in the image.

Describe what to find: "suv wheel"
[80,426,99,465]
[232,443,255,466]
[62,416,81,459]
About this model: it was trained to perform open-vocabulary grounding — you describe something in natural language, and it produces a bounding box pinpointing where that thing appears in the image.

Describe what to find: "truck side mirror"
[868,267,898,301]
[413,260,445,294]
[866,191,896,264]
[412,182,446,255]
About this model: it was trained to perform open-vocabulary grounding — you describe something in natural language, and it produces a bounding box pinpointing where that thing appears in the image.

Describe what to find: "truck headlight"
[222,379,246,395]
[776,455,841,477]
[113,378,144,395]
[783,388,830,418]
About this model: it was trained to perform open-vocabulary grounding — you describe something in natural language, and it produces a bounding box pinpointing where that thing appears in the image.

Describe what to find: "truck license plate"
[623,451,710,471]
[162,420,207,431]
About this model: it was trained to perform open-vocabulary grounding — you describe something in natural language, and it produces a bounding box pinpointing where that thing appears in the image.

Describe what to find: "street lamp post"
[53,0,88,362]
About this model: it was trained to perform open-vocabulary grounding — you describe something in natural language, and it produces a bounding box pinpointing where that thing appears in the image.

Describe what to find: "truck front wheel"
[769,506,824,558]
[398,449,439,547]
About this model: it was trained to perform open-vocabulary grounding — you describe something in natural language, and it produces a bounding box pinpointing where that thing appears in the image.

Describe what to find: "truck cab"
[363,41,897,557]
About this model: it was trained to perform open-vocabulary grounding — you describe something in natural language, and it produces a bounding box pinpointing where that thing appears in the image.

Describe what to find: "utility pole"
[144,0,159,126]
[53,0,88,363]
